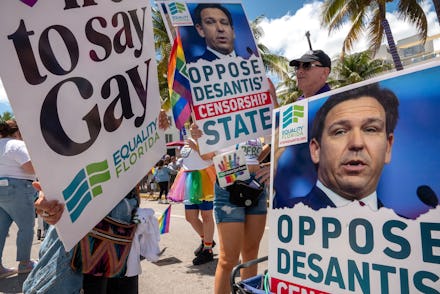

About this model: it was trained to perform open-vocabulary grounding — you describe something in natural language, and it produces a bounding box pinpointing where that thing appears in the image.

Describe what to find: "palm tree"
[330,50,393,88]
[250,16,295,105]
[275,71,302,105]
[321,0,428,71]
[0,111,14,122]
[152,7,173,109]
[250,16,290,81]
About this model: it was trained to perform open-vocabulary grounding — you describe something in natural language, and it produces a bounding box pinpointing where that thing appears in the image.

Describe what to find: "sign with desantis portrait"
[158,0,273,154]
[269,62,440,293]
[0,1,164,250]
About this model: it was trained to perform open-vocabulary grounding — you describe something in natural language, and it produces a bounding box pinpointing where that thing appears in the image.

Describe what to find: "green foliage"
[0,111,14,122]
[329,50,393,88]
[251,16,290,82]
[321,0,428,70]
[152,7,172,109]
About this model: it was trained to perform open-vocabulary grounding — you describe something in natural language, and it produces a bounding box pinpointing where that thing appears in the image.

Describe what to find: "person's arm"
[190,123,203,139]
[255,162,271,186]
[21,160,35,175]
[268,78,279,109]
[257,143,271,163]
[158,109,170,130]
[200,152,216,161]
[33,181,65,225]
[187,138,215,160]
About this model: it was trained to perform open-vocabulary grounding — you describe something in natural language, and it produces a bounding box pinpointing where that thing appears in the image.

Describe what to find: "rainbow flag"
[167,31,192,130]
[158,204,171,234]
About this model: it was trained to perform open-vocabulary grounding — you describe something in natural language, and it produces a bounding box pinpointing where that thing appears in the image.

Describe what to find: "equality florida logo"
[167,2,193,26]
[278,100,308,147]
[62,160,111,223]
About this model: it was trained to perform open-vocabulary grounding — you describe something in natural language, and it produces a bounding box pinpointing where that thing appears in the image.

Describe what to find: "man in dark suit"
[275,83,399,210]
[191,4,236,62]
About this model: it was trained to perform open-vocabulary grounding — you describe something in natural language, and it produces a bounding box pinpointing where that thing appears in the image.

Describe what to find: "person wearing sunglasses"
[272,50,331,209]
[289,49,332,99]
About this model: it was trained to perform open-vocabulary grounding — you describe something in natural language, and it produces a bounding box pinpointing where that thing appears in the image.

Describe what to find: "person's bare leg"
[214,222,244,294]
[240,214,267,280]
[200,209,214,244]
[185,209,203,237]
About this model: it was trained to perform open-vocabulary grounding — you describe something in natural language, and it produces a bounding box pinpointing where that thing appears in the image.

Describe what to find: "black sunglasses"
[294,62,325,71]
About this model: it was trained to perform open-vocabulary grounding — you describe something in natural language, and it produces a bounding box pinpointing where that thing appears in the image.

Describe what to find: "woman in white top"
[0,119,37,278]
[168,138,217,265]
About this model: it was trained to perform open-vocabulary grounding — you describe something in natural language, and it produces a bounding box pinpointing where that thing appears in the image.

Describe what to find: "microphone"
[416,185,439,208]
[246,46,254,56]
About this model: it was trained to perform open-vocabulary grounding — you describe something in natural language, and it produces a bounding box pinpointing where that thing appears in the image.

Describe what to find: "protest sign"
[0,0,164,250]
[269,62,440,293]
[157,0,273,154]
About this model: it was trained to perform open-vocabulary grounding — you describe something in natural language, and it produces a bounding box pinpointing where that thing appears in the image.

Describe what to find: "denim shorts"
[213,182,267,224]
[185,200,214,211]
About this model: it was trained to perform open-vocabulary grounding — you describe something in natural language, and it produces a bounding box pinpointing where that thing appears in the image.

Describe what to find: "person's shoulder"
[5,138,26,149]
[189,50,219,63]
[273,185,334,210]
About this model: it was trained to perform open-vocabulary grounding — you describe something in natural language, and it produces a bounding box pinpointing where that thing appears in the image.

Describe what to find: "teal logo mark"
[282,105,304,128]
[168,2,187,15]
[63,160,111,222]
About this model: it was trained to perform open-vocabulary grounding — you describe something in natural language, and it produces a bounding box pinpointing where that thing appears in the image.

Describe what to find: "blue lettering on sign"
[278,214,293,243]
[383,220,411,259]
[277,248,290,274]
[325,257,345,288]
[202,107,271,145]
[323,217,342,248]
[349,218,374,254]
[275,214,439,293]
[299,216,315,245]
[348,260,370,293]
[421,222,440,264]
[293,251,307,280]
[308,253,324,283]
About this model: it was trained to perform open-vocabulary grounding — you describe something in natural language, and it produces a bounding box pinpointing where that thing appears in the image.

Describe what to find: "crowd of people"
[2,3,402,293]
[0,46,335,294]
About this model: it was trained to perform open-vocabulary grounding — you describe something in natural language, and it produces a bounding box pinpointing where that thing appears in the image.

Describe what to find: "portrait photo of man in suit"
[275,83,400,211]
[192,3,236,61]
[181,2,258,63]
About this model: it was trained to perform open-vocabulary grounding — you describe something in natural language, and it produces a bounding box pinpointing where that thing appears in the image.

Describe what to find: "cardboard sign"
[269,62,440,293]
[157,0,272,154]
[0,1,164,250]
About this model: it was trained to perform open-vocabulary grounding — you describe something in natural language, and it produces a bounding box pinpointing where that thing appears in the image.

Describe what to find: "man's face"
[309,97,394,200]
[295,61,329,97]
[195,8,235,55]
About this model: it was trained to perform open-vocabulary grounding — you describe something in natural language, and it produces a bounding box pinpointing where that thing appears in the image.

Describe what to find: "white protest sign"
[157,0,272,154]
[269,205,439,293]
[0,0,164,250]
[269,62,440,293]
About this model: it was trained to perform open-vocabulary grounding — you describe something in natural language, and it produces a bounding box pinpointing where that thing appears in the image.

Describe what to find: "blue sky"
[1,0,439,114]
[242,0,399,20]
[242,0,307,19]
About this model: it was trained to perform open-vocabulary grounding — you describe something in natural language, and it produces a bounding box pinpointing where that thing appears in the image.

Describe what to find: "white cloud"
[259,0,440,61]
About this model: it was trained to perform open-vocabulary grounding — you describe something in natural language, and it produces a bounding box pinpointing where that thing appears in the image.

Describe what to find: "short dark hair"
[193,4,233,27]
[0,119,19,137]
[311,83,399,143]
